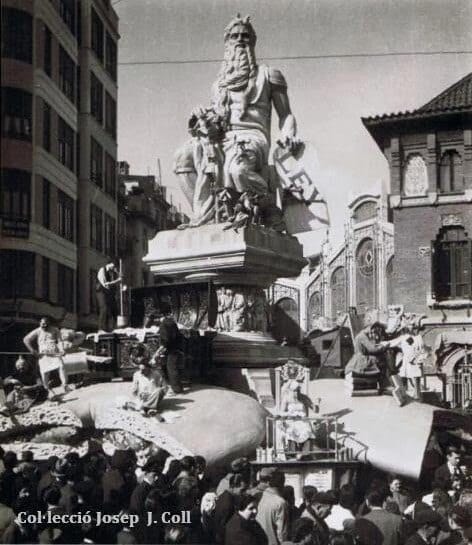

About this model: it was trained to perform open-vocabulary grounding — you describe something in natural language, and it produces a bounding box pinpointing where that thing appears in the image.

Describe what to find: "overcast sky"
[115,0,472,253]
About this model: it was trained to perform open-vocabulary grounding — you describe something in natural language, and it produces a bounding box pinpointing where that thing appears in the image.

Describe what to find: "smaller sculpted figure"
[253,292,268,332]
[246,289,268,332]
[23,317,70,398]
[231,289,247,331]
[96,262,122,332]
[223,288,235,331]
[216,287,227,331]
[125,360,166,418]
[0,356,47,415]
[246,290,257,331]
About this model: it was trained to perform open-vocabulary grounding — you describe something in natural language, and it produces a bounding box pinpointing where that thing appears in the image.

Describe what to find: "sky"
[115,0,472,254]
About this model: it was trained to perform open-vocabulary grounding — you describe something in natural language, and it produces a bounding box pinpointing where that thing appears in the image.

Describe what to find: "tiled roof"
[419,71,472,112]
[363,71,472,124]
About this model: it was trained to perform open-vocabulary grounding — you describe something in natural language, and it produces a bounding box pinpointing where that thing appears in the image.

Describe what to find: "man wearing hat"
[299,490,337,545]
[256,468,289,545]
[405,508,441,544]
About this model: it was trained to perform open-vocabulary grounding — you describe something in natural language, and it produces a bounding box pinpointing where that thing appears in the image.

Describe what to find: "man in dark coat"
[152,303,183,394]
[214,472,250,544]
[357,489,404,545]
[96,262,122,332]
[129,460,162,515]
[434,446,464,490]
[224,494,268,545]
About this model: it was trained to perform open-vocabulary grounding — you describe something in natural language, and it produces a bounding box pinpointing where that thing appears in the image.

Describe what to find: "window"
[91,8,104,62]
[90,204,103,252]
[90,72,103,123]
[104,152,116,197]
[90,269,98,313]
[1,87,32,141]
[57,190,74,241]
[105,92,116,138]
[330,266,346,319]
[0,169,31,220]
[0,250,35,299]
[42,257,50,301]
[43,100,51,151]
[104,213,116,257]
[42,178,50,229]
[57,264,75,312]
[1,7,33,63]
[105,32,117,81]
[43,24,52,76]
[59,46,76,103]
[58,117,75,171]
[90,137,103,187]
[439,151,464,193]
[433,226,472,301]
[59,0,76,36]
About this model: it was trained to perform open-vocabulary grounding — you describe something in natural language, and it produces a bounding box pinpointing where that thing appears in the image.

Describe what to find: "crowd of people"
[0,442,471,544]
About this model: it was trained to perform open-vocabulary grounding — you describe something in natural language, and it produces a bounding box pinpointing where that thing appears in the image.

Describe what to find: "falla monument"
[144,15,329,400]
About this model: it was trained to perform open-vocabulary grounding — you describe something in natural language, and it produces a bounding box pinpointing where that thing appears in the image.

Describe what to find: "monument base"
[144,224,306,284]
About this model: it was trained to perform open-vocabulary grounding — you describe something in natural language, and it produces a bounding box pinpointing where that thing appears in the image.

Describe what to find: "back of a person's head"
[180,455,196,473]
[167,459,183,482]
[367,489,386,508]
[303,485,318,504]
[194,455,206,468]
[269,469,285,489]
[282,485,295,505]
[21,450,34,462]
[236,493,257,512]
[339,484,355,509]
[292,517,314,542]
[4,450,17,469]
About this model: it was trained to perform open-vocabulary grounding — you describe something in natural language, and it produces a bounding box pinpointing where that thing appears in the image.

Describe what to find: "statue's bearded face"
[219,23,256,91]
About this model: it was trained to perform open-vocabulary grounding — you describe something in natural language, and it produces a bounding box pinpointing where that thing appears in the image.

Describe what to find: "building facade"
[117,161,188,290]
[1,0,119,342]
[268,193,394,340]
[362,71,472,352]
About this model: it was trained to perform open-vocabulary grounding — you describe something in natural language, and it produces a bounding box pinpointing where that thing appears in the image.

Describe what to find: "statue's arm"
[270,68,297,142]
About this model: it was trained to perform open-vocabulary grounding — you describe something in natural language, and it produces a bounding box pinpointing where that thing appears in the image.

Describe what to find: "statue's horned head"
[224,13,257,47]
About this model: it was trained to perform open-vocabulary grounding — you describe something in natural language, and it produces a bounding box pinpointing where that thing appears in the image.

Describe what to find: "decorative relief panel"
[441,213,463,227]
[403,154,428,196]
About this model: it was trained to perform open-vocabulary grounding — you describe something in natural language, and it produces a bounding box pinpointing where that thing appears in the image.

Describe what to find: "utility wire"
[118,49,472,66]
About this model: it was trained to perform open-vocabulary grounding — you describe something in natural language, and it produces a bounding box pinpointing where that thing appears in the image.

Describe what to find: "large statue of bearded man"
[174,15,299,226]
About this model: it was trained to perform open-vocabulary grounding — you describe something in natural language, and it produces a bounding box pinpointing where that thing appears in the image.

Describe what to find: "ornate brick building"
[362,72,472,349]
[267,193,394,340]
